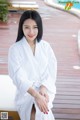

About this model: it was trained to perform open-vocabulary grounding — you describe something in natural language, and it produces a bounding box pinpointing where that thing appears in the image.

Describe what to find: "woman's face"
[23,19,38,44]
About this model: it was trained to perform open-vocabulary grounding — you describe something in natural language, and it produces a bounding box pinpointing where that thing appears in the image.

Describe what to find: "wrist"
[33,91,40,99]
[27,87,39,98]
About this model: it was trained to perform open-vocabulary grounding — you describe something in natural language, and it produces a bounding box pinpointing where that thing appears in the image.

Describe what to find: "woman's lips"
[28,35,34,38]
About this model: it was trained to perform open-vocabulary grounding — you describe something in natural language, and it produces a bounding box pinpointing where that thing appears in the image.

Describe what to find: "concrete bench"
[8,1,39,11]
[0,75,19,120]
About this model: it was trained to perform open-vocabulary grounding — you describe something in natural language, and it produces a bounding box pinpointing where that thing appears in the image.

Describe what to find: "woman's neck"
[27,40,36,55]
[26,39,36,47]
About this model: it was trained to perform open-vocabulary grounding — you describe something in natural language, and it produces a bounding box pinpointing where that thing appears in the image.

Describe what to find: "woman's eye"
[25,27,29,29]
[34,27,38,29]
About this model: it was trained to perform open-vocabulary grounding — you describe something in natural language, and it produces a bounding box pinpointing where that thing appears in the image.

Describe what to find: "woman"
[8,10,57,120]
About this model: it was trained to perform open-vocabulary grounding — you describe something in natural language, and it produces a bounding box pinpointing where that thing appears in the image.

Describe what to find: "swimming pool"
[57,0,80,9]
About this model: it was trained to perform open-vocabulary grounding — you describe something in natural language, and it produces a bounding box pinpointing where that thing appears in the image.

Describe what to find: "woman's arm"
[41,43,57,94]
[8,46,33,94]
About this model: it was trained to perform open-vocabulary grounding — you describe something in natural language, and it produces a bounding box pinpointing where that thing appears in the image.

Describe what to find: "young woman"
[8,10,57,120]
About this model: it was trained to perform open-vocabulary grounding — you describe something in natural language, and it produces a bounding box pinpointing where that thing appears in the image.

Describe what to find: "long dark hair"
[16,10,43,42]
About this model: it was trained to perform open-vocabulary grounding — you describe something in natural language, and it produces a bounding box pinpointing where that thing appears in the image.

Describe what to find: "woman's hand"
[34,93,49,114]
[27,86,49,114]
[39,85,49,103]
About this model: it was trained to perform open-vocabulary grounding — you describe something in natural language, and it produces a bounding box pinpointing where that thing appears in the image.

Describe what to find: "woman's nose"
[29,28,34,34]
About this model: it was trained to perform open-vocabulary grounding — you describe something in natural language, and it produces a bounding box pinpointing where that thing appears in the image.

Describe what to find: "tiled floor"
[0,0,80,119]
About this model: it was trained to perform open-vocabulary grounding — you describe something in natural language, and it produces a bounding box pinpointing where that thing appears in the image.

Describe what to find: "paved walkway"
[0,0,80,119]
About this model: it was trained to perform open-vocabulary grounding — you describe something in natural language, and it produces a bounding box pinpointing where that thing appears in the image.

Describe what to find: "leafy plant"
[0,0,10,22]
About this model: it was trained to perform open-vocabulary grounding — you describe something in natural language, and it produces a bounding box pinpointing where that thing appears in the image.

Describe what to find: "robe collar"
[21,36,48,77]
[22,36,38,57]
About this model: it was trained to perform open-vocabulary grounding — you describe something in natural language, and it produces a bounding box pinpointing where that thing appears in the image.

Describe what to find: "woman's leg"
[17,94,34,120]
[30,104,36,120]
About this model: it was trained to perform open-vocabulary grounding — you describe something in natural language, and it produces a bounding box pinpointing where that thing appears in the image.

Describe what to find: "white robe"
[8,37,57,120]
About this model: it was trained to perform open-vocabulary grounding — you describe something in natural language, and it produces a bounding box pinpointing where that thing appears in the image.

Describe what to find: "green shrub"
[0,0,10,22]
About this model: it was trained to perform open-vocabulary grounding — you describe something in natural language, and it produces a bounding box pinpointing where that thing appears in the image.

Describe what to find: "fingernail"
[46,112,48,114]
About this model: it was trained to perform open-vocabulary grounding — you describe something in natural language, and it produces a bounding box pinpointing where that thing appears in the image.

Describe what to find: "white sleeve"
[41,44,57,94]
[8,46,33,95]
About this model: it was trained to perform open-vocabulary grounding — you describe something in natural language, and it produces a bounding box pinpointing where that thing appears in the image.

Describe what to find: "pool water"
[57,0,80,9]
